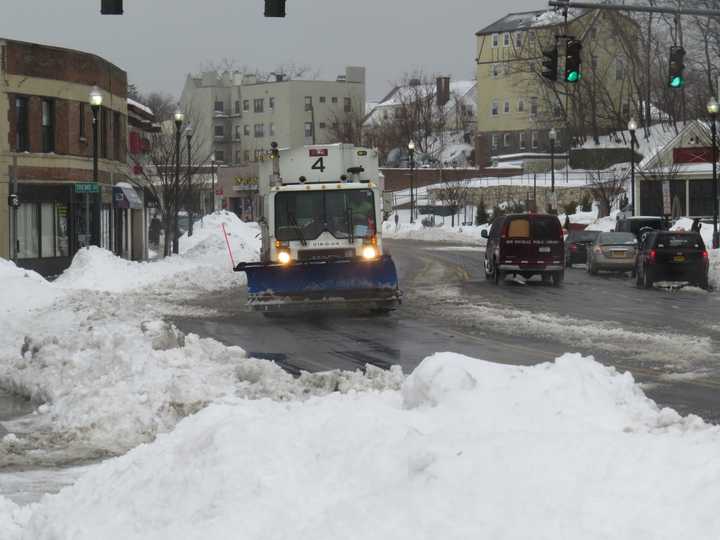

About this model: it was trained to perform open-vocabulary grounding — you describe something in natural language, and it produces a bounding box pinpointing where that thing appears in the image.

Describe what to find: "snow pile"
[710,250,720,290]
[585,214,619,232]
[0,259,61,316]
[384,212,488,245]
[5,352,720,539]
[55,212,260,293]
[671,217,714,247]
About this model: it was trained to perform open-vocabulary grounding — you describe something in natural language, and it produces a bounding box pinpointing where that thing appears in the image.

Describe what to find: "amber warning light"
[309,149,328,157]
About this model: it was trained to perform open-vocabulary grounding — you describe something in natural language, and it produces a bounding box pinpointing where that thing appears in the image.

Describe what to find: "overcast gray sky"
[1,0,540,100]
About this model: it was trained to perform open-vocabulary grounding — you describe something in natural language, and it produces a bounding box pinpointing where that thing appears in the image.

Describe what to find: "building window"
[491,100,499,116]
[254,123,264,137]
[244,150,250,162]
[15,96,29,152]
[503,32,510,47]
[214,101,224,112]
[344,97,352,112]
[235,125,242,139]
[531,131,538,149]
[504,133,511,147]
[304,122,313,138]
[504,100,510,114]
[518,99,525,113]
[591,55,598,70]
[319,96,326,104]
[244,125,250,136]
[254,98,264,113]
[491,64,500,78]
[616,58,625,80]
[41,99,55,153]
[530,97,538,115]
[492,33,499,48]
[515,33,523,48]
[519,132,526,149]
[269,122,275,136]
[332,121,339,130]
[243,100,250,112]
[113,111,121,160]
[79,103,86,141]
[622,102,631,117]
[504,63,511,76]
[319,122,326,129]
[16,202,69,259]
[215,150,225,162]
[235,150,242,163]
[331,97,338,104]
[215,125,225,138]
[254,149,265,161]
[269,97,275,111]
[305,96,313,111]
[491,135,498,150]
[234,101,241,114]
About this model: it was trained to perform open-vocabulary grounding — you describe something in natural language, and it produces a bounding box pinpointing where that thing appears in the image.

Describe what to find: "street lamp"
[628,118,638,217]
[185,124,193,237]
[708,97,719,248]
[210,152,216,214]
[173,109,185,254]
[89,85,103,247]
[408,140,416,224]
[549,128,557,213]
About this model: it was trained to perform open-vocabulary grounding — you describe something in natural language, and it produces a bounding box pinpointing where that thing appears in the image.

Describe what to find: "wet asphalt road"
[174,239,720,422]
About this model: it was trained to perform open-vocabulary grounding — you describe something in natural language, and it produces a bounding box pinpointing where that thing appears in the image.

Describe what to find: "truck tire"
[552,271,564,287]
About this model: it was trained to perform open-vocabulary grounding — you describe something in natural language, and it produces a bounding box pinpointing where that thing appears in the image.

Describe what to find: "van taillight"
[649,249,657,264]
[703,250,709,261]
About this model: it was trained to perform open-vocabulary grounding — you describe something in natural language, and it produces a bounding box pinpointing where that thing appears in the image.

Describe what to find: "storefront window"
[101,206,111,250]
[56,204,69,257]
[17,204,39,258]
[41,203,54,256]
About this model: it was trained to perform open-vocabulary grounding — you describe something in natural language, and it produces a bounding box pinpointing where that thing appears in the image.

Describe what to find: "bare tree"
[433,178,472,227]
[326,96,366,146]
[586,153,627,218]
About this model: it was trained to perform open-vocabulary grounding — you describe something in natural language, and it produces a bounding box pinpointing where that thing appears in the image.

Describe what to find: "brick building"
[0,38,129,275]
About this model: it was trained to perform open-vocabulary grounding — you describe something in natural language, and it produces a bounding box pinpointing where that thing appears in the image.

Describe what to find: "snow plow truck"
[234,143,401,312]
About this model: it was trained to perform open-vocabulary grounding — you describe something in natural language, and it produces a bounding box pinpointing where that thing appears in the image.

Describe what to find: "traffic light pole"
[549,1,720,17]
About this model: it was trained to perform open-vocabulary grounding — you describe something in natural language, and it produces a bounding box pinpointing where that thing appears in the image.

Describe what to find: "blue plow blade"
[235,256,401,311]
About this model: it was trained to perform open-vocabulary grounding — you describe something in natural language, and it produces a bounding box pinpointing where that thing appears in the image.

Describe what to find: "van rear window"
[533,217,561,240]
[507,219,530,238]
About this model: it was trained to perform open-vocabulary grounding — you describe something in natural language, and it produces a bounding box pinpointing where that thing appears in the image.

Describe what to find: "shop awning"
[113,184,143,209]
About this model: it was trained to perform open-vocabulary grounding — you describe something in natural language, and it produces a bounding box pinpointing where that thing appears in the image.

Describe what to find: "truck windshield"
[275,189,376,242]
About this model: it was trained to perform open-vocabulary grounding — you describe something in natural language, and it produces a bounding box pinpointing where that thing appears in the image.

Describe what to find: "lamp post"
[708,97,719,249]
[211,153,216,214]
[89,86,103,247]
[628,118,638,217]
[549,128,557,213]
[408,140,416,224]
[173,109,185,254]
[185,124,194,237]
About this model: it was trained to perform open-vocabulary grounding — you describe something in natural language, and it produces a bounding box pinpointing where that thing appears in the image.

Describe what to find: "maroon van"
[481,213,565,286]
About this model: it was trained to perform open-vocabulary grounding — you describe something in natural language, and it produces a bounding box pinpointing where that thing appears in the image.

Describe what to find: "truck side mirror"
[481,229,489,239]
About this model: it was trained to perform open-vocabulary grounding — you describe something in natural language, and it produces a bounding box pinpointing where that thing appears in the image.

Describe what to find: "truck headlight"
[278,251,292,265]
[362,246,378,260]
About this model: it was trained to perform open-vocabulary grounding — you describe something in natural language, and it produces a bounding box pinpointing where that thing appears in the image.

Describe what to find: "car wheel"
[589,263,598,275]
[492,259,502,285]
[484,258,492,280]
[565,256,571,268]
[552,271,564,287]
[699,275,710,290]
[635,266,643,288]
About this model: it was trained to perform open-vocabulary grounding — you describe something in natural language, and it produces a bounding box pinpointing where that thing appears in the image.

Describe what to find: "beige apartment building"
[180,67,366,166]
[475,8,637,165]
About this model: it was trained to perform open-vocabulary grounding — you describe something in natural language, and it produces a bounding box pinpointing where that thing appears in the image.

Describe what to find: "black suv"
[635,231,709,289]
[482,213,565,286]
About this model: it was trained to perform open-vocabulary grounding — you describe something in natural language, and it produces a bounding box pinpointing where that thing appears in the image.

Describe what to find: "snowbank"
[5,352,720,539]
[55,212,260,293]
[384,213,488,245]
[671,217,714,248]
[0,259,61,316]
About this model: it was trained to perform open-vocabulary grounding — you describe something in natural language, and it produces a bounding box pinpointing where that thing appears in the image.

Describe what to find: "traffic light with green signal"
[668,46,686,89]
[564,40,582,83]
[264,0,286,17]
[100,0,123,14]
[541,46,559,82]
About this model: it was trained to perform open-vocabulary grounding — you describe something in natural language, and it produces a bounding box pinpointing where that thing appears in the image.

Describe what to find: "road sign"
[662,181,671,215]
[75,182,99,194]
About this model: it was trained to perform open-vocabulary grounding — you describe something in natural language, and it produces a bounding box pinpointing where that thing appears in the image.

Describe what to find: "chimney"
[436,76,450,107]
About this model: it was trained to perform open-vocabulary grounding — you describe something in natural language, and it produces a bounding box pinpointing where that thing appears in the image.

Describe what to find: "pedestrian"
[394,212,399,231]
[691,217,702,233]
[149,215,161,247]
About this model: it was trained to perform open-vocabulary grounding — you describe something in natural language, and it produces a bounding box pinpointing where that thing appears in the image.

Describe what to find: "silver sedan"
[587,232,638,275]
